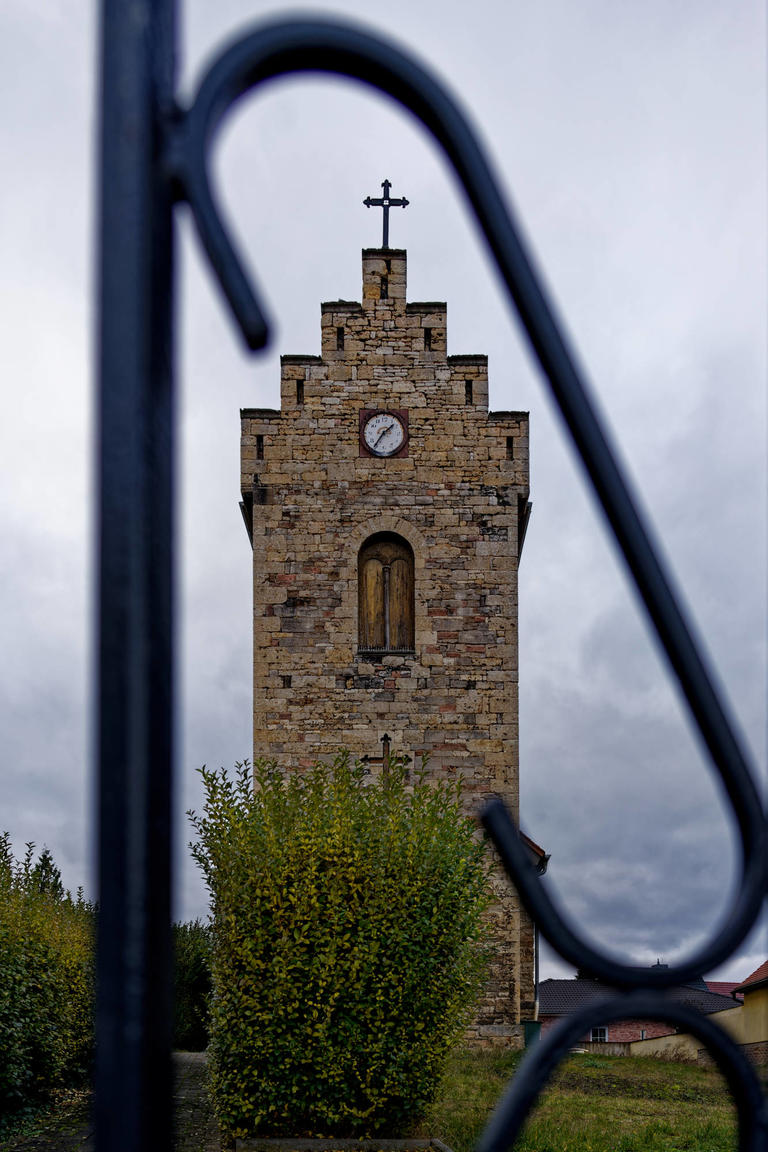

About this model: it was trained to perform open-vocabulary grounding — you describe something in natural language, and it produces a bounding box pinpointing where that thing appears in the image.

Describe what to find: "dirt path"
[0,1052,220,1152]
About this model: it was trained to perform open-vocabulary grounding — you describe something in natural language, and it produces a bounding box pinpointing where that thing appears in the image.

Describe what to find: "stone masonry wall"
[240,249,533,1039]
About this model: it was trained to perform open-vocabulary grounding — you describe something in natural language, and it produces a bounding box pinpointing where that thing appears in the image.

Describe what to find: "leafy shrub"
[173,919,211,1051]
[0,836,94,1115]
[189,754,491,1141]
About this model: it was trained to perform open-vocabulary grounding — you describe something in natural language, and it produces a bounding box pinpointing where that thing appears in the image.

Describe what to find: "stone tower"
[239,248,535,1040]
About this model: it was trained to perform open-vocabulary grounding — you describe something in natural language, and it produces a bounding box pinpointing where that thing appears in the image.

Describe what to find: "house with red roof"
[737,959,768,994]
[626,960,768,1067]
[705,980,743,1001]
[538,975,737,1045]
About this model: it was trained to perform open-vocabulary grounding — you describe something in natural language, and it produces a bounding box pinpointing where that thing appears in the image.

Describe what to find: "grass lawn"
[419,1048,738,1152]
[0,1049,745,1151]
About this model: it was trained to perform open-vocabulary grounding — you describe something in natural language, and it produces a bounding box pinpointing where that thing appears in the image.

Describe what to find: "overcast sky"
[1,0,765,982]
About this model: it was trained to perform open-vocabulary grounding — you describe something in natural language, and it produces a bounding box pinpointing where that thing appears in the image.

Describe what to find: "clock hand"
[374,424,394,446]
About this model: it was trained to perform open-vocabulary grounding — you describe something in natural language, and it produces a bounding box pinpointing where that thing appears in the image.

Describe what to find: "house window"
[358,533,414,653]
[590,1027,607,1043]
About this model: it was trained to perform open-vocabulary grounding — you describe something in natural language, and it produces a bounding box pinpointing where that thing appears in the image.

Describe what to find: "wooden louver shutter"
[359,557,385,650]
[358,534,414,651]
[388,555,412,649]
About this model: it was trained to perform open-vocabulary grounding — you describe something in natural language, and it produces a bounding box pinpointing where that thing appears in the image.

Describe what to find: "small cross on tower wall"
[363,179,409,248]
[359,733,413,777]
[359,732,392,776]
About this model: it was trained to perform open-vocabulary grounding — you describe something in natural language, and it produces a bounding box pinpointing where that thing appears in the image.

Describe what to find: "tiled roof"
[539,978,738,1018]
[705,981,743,1000]
[679,985,742,1014]
[539,979,613,1015]
[735,959,768,993]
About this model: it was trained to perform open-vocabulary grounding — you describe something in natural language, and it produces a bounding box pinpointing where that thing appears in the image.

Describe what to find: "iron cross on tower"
[363,179,409,248]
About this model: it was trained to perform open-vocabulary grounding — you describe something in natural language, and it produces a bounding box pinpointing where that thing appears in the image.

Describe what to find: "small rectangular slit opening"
[465,380,473,405]
[506,436,514,460]
[256,434,264,460]
[336,326,344,350]
[296,380,304,405]
[380,276,388,300]
[423,327,432,351]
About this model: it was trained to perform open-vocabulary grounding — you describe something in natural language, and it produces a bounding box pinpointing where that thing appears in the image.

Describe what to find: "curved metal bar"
[483,794,762,989]
[169,16,767,987]
[476,993,768,1152]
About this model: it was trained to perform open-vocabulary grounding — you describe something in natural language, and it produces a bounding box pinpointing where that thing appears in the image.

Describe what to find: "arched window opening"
[358,533,415,653]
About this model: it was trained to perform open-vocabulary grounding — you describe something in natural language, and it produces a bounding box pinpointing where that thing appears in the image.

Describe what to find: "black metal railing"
[96,5,767,1150]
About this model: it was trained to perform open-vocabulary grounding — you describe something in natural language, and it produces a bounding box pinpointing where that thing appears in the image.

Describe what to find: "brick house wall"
[540,1015,676,1043]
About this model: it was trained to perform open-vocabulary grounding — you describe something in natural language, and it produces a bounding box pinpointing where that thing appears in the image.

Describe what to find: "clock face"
[362,411,406,457]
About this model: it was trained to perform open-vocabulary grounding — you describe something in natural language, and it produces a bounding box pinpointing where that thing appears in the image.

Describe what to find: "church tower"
[240,241,535,1040]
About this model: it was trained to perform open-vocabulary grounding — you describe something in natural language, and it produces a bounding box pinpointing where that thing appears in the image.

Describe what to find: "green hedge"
[189,754,491,1141]
[0,836,94,1115]
[173,919,211,1051]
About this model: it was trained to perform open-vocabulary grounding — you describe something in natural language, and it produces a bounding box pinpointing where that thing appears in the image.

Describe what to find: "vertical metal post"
[96,2,177,1148]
